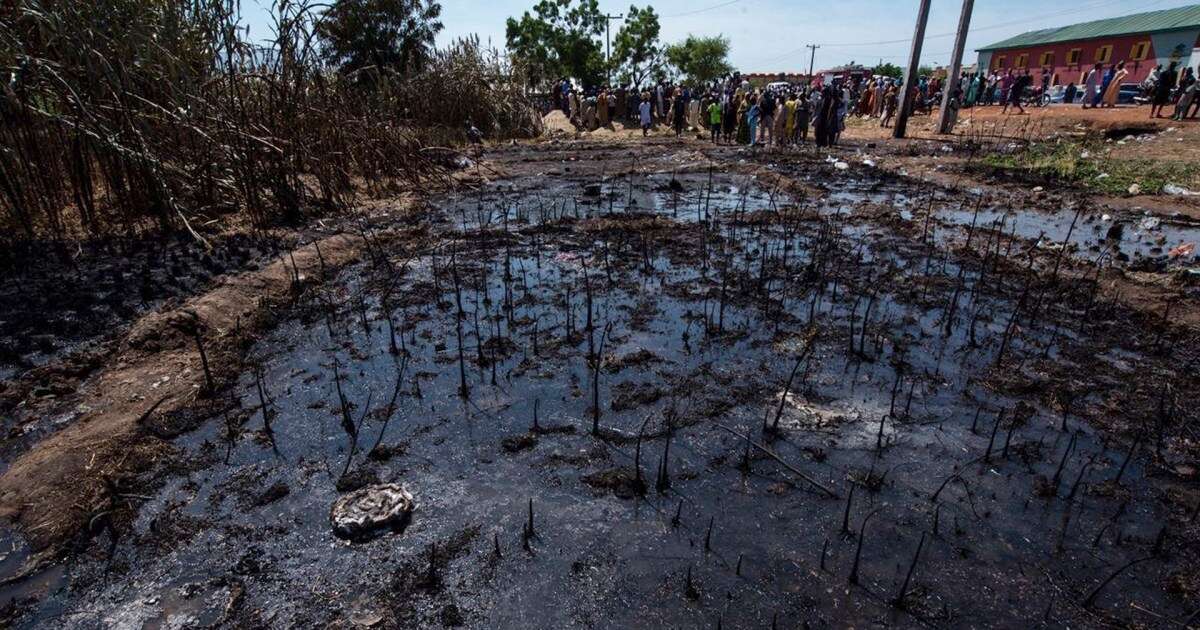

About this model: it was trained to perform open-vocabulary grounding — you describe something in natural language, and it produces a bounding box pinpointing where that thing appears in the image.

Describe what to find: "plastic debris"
[1138,216,1161,231]
[834,161,849,170]
[1164,183,1199,196]
[1169,243,1196,259]
[1128,183,1141,195]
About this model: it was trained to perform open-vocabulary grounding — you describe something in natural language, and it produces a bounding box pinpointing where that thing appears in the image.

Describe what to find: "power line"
[660,0,747,18]
[746,0,1162,68]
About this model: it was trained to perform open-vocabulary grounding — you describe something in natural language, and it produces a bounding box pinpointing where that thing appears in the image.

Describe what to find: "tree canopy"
[871,62,903,80]
[316,0,444,78]
[611,5,662,89]
[664,35,731,88]
[505,0,606,88]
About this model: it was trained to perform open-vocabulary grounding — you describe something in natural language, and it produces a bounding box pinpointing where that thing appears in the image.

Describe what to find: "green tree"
[316,0,444,77]
[664,35,731,88]
[505,0,605,88]
[871,62,903,80]
[611,5,662,88]
[917,64,935,77]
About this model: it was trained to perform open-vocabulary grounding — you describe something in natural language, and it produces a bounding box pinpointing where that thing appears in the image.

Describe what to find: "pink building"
[976,4,1200,85]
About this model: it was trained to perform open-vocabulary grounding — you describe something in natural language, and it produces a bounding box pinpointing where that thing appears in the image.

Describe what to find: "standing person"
[836,82,850,143]
[736,94,751,145]
[747,94,761,147]
[784,93,798,145]
[1007,70,1030,114]
[881,81,898,128]
[1082,63,1102,109]
[1064,82,1078,105]
[707,98,722,143]
[1173,72,1197,120]
[965,73,979,107]
[723,92,737,142]
[772,93,788,146]
[1151,62,1178,118]
[597,88,610,127]
[795,92,811,143]
[757,89,776,146]
[1000,70,1016,113]
[672,89,686,136]
[1095,63,1115,108]
[814,84,838,146]
[639,94,653,137]
[1101,62,1128,107]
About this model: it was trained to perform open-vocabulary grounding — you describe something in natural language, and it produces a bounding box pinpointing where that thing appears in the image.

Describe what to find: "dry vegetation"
[0,0,539,243]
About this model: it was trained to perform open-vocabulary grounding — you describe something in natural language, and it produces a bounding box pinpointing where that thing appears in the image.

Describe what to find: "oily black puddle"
[4,166,1195,628]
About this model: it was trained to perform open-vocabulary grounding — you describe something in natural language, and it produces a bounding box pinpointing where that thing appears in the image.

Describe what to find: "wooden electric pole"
[807,44,821,84]
[893,0,932,138]
[938,0,975,134]
[605,13,624,86]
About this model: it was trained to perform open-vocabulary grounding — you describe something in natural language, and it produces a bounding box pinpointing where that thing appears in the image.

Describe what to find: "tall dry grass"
[0,0,539,244]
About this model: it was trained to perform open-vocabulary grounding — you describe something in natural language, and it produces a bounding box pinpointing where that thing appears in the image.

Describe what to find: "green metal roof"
[977,4,1200,51]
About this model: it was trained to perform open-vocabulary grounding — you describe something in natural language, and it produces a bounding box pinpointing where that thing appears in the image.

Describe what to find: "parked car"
[1046,85,1081,104]
[1117,83,1142,105]
[766,81,792,93]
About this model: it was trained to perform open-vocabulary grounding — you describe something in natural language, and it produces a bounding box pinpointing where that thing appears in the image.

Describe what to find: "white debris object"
[331,484,415,540]
[1164,183,1199,196]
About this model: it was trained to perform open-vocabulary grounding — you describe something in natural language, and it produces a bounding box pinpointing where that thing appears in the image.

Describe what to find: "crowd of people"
[953,61,1198,120]
[550,73,919,148]
[546,60,1199,145]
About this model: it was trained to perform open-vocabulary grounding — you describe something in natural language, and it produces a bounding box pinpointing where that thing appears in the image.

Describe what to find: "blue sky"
[239,0,1198,72]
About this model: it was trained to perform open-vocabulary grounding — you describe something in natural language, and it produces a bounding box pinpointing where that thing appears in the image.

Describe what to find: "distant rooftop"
[976,4,1200,51]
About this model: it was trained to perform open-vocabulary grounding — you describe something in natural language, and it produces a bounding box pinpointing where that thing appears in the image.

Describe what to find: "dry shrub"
[0,1,537,244]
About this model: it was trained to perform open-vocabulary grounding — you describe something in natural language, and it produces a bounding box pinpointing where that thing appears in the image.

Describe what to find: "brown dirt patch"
[0,229,379,552]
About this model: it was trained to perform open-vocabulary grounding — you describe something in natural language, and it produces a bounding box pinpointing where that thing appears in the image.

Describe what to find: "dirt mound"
[0,231,373,552]
[542,110,577,135]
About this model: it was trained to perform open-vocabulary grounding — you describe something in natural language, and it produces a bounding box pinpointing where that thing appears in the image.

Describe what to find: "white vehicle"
[766,81,792,92]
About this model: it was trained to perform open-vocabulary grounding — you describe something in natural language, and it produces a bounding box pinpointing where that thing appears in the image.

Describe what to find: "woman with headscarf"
[1101,62,1128,107]
[736,94,750,145]
[814,84,839,147]
[964,73,979,107]
[1150,62,1178,118]
[747,93,761,147]
[784,93,798,145]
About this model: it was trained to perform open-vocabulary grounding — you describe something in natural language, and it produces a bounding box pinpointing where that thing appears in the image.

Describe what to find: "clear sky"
[238,0,1199,73]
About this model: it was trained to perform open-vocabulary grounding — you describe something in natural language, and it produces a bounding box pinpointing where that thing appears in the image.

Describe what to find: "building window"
[1094,45,1113,63]
[1016,53,1029,68]
[1130,41,1151,61]
[1039,51,1054,67]
[995,55,1006,69]
[1066,48,1081,65]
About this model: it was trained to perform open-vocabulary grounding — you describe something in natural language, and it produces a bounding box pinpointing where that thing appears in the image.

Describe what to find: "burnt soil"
[1,137,1199,629]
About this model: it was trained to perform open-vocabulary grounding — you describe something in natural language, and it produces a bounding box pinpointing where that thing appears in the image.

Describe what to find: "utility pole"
[893,0,932,139]
[937,0,975,134]
[605,13,624,86]
[807,44,821,84]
